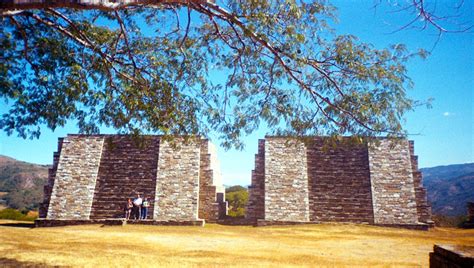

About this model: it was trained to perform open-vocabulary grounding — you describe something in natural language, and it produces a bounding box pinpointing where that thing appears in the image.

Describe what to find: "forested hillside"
[422,163,474,216]
[0,155,48,210]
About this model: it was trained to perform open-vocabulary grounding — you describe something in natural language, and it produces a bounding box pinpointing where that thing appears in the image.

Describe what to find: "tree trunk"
[0,0,213,11]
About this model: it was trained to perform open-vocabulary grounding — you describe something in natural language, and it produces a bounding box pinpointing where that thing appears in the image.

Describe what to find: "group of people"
[124,194,151,220]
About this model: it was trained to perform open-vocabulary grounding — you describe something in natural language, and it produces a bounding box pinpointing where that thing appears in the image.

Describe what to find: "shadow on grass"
[0,257,55,267]
[0,222,35,228]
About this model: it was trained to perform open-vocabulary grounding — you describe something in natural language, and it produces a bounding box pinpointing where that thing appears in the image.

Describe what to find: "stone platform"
[256,220,321,227]
[374,223,430,231]
[216,217,255,226]
[255,220,429,230]
[429,244,474,267]
[35,218,205,227]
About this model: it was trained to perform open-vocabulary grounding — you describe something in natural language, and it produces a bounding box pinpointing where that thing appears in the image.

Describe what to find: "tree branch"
[0,0,204,12]
[114,10,138,73]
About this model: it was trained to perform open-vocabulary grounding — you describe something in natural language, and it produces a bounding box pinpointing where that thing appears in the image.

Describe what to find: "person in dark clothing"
[132,194,143,220]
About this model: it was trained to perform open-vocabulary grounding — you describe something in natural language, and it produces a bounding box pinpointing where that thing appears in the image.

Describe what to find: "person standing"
[133,194,143,220]
[124,198,133,220]
[141,197,150,220]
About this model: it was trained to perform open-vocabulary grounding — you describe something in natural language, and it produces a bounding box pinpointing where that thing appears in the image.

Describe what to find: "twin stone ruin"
[36,134,433,230]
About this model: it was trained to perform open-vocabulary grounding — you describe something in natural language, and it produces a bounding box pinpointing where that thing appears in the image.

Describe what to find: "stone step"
[89,136,160,219]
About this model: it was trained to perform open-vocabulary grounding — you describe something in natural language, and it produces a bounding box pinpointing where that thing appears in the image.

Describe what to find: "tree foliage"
[225,185,247,193]
[225,186,248,217]
[0,1,448,147]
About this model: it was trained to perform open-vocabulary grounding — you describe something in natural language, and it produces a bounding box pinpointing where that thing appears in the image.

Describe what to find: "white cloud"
[443,112,455,117]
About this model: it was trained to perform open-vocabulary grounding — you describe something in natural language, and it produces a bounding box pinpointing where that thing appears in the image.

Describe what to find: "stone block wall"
[307,138,374,224]
[264,138,309,222]
[46,136,104,219]
[368,139,418,225]
[246,136,432,228]
[153,140,201,221]
[40,135,226,223]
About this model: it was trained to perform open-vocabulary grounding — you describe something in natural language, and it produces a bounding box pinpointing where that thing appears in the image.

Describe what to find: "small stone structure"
[37,134,227,226]
[246,137,433,229]
[468,202,474,223]
[460,202,474,228]
[429,244,474,267]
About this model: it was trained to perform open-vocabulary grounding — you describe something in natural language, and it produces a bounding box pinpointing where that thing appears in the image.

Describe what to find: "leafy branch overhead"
[2,0,465,148]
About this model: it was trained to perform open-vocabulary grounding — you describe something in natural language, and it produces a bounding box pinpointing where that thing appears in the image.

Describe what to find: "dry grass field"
[0,220,472,267]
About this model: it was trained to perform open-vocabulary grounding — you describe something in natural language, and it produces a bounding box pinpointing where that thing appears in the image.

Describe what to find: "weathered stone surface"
[264,138,309,222]
[154,139,201,221]
[46,136,104,219]
[368,139,418,225]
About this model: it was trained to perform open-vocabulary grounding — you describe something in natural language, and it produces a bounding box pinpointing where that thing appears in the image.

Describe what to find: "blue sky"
[1,1,472,186]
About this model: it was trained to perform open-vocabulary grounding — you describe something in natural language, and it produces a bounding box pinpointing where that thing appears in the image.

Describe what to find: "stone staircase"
[198,140,227,222]
[39,138,63,218]
[89,136,160,219]
[307,138,374,224]
[409,141,434,226]
[246,139,265,221]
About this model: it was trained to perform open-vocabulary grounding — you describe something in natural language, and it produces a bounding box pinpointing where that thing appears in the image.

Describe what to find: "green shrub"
[432,214,467,227]
[0,208,37,221]
[225,188,248,217]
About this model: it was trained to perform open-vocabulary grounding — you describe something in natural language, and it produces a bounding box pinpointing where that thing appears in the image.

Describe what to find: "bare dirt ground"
[0,220,472,267]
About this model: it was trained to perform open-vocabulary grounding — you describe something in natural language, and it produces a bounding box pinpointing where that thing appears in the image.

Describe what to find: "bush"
[0,208,37,221]
[225,188,248,217]
[226,185,247,193]
[3,182,43,211]
[432,214,467,227]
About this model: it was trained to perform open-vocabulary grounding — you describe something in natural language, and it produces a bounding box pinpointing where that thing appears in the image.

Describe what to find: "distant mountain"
[421,163,474,217]
[0,155,49,210]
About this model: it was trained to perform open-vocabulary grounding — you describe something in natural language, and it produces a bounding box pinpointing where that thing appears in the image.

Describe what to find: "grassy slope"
[0,222,472,267]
